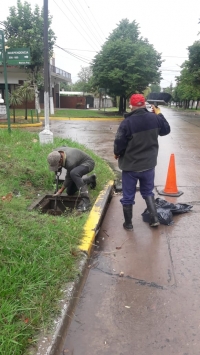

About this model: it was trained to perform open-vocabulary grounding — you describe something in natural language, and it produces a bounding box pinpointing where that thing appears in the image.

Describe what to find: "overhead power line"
[162,55,187,58]
[160,69,181,72]
[55,44,92,65]
[60,0,102,48]
[63,48,97,52]
[77,0,106,41]
[52,0,99,52]
[67,0,103,47]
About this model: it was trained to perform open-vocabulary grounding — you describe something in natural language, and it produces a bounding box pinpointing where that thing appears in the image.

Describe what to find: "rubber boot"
[145,196,160,227]
[123,204,133,231]
[83,174,96,189]
[77,185,91,212]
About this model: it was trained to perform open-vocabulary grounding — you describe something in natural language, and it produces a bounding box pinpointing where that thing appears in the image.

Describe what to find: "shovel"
[54,170,61,211]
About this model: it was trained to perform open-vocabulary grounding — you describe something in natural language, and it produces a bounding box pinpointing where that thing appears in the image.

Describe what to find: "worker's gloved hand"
[151,105,161,115]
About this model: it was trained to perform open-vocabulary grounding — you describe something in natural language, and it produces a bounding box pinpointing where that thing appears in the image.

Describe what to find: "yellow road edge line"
[40,117,123,121]
[79,180,113,255]
[0,122,42,128]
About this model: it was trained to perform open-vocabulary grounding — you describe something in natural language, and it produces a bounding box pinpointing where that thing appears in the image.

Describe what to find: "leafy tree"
[9,88,22,123]
[143,87,151,98]
[3,0,56,112]
[174,62,200,108]
[60,82,73,91]
[149,84,161,93]
[19,81,35,119]
[187,41,200,85]
[163,83,174,99]
[92,19,162,113]
[73,66,93,93]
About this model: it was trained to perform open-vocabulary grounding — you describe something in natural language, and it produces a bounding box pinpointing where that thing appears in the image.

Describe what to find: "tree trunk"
[13,107,15,123]
[34,83,41,114]
[119,96,123,114]
[123,96,126,112]
[196,101,199,110]
[25,93,28,120]
[99,93,101,110]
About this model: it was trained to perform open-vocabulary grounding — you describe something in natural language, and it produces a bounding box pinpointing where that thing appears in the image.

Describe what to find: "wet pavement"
[41,108,200,354]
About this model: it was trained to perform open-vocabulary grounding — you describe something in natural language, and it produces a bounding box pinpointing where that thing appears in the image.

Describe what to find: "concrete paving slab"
[94,193,175,288]
[59,189,200,355]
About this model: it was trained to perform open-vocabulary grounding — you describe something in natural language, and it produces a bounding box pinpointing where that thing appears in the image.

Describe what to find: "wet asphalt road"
[42,108,200,354]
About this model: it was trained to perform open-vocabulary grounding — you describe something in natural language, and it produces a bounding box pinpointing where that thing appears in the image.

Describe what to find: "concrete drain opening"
[29,195,82,216]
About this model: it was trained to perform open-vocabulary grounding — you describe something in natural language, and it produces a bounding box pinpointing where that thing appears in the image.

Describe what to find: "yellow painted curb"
[0,122,42,128]
[79,180,114,255]
[40,117,122,121]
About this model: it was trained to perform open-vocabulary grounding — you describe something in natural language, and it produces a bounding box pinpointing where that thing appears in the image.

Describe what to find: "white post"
[39,0,53,144]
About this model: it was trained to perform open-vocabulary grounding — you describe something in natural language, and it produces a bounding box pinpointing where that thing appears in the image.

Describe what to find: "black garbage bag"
[155,198,193,214]
[142,207,174,226]
[142,198,193,226]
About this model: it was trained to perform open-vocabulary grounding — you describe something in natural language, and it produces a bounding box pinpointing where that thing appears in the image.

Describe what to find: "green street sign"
[6,48,31,65]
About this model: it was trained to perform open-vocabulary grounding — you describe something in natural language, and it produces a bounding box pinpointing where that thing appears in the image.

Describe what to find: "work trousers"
[120,168,155,205]
[66,165,90,195]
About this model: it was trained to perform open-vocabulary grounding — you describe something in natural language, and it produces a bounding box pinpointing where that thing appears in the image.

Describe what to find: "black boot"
[145,196,160,227]
[83,174,96,189]
[77,185,91,212]
[123,205,133,231]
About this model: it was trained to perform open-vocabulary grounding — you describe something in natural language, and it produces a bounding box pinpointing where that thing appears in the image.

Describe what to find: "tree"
[187,41,200,85]
[19,81,35,119]
[4,0,56,112]
[60,82,73,91]
[92,19,162,113]
[73,66,93,93]
[149,84,161,93]
[174,62,200,109]
[163,83,173,96]
[9,88,22,123]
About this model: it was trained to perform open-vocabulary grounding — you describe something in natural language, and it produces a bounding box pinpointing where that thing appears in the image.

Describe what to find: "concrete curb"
[34,180,114,355]
[0,122,42,128]
[40,117,122,121]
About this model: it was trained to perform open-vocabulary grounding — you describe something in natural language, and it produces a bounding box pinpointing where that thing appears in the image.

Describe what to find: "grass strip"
[0,129,115,355]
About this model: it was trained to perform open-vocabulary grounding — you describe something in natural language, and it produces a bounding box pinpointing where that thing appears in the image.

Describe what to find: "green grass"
[0,129,115,355]
[4,108,121,122]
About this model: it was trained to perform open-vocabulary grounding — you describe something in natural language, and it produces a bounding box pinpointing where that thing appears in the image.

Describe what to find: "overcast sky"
[1,0,200,88]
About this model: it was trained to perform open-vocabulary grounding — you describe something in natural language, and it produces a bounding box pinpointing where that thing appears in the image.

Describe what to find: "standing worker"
[114,94,170,231]
[47,146,96,212]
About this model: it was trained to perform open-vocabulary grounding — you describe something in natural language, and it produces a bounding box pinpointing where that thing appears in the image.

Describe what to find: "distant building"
[60,91,113,109]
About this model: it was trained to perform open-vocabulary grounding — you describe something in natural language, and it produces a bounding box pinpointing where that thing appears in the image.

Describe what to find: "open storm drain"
[28,195,82,216]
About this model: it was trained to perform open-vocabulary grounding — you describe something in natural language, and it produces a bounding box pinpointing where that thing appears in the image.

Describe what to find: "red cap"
[130,94,145,107]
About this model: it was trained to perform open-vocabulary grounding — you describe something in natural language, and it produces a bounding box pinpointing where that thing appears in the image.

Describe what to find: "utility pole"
[39,0,53,144]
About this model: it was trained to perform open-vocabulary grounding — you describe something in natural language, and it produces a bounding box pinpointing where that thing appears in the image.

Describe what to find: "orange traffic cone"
[158,154,183,197]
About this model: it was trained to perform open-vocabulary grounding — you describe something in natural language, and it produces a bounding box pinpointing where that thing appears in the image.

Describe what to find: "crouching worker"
[114,94,171,231]
[47,146,96,212]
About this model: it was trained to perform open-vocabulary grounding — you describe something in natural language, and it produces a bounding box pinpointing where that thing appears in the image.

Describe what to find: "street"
[48,107,200,355]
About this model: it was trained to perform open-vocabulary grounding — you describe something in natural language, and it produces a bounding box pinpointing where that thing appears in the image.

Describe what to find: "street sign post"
[6,48,30,65]
[0,30,31,133]
[0,30,11,132]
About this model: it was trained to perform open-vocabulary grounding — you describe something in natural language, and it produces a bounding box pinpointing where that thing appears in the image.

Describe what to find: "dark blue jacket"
[114,108,170,171]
